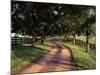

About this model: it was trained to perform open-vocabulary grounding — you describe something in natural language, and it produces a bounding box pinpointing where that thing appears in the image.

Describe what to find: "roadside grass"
[11,42,52,71]
[63,42,96,70]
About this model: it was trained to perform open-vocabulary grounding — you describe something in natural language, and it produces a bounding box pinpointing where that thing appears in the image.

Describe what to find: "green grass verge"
[11,42,52,71]
[63,42,96,70]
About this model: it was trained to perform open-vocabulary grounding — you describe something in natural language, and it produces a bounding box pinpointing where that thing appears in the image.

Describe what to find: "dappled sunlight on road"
[17,40,76,74]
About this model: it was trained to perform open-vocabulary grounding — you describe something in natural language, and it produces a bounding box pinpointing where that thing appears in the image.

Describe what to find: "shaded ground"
[15,39,76,74]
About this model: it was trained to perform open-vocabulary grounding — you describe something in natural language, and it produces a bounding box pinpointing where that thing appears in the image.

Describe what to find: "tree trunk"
[85,21,90,52]
[86,34,89,52]
[63,33,67,42]
[73,34,76,45]
[23,32,26,44]
[32,32,35,47]
[41,33,45,44]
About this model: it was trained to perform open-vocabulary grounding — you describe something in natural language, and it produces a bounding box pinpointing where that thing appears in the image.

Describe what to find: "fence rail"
[67,37,96,50]
[11,36,96,50]
[11,37,32,45]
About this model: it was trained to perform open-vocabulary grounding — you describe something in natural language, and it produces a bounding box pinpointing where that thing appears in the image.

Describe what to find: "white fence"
[11,37,32,45]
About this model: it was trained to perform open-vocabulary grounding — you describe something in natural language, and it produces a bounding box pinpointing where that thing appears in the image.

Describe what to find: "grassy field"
[11,42,52,71]
[58,35,96,44]
[63,42,96,70]
[77,36,96,44]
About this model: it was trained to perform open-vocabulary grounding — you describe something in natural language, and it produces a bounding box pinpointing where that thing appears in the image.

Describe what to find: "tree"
[11,1,96,49]
[12,1,60,44]
[83,13,95,51]
[55,5,88,45]
[59,5,96,47]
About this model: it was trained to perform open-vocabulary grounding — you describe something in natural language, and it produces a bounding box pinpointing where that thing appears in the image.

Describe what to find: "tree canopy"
[11,1,96,48]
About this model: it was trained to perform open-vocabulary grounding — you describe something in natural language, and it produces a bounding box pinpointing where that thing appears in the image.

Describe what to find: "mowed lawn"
[63,42,96,70]
[11,42,52,71]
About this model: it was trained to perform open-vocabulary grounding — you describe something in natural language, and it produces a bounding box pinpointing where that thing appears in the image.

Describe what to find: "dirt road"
[16,40,76,74]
